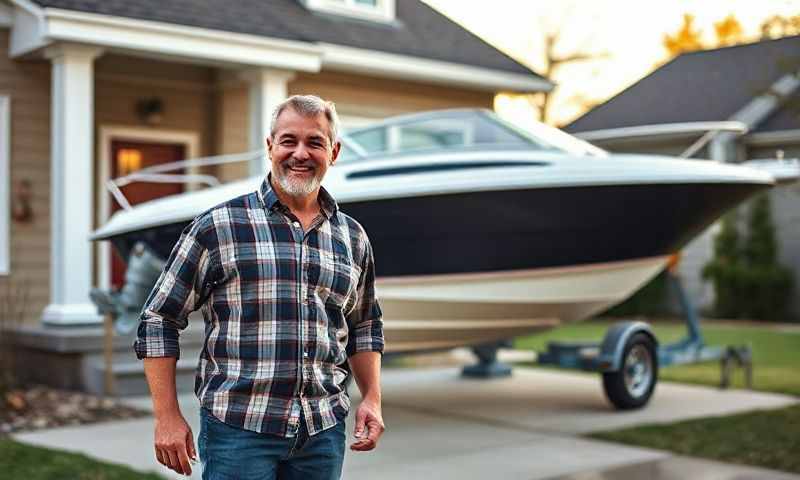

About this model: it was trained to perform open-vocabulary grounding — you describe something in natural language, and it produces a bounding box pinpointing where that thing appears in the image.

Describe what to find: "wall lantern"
[135,97,164,126]
[11,179,33,223]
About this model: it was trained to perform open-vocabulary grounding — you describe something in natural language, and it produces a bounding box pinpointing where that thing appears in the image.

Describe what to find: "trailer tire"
[602,333,658,410]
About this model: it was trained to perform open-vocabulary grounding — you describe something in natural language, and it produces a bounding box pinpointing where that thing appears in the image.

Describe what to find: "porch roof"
[30,0,547,84]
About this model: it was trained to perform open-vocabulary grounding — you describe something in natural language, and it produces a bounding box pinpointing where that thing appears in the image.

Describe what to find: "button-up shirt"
[134,177,384,436]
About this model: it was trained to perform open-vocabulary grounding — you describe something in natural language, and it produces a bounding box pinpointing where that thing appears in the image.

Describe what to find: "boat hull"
[342,182,765,277]
[106,180,766,353]
[379,255,668,352]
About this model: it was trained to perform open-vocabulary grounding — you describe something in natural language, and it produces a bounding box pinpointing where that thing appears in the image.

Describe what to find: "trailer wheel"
[602,333,658,410]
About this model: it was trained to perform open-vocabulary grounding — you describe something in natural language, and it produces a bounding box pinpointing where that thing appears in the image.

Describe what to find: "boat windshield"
[338,109,606,163]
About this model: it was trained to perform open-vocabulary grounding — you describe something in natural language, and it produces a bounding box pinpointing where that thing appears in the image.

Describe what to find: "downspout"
[711,71,800,163]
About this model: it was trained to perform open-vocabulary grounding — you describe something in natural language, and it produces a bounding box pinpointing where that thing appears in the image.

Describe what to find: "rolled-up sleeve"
[134,218,212,359]
[346,237,384,356]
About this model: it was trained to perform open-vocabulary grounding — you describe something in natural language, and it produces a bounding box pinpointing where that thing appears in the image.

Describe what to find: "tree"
[760,14,800,39]
[740,194,794,320]
[502,5,608,127]
[703,195,795,321]
[702,213,746,319]
[532,31,608,126]
[714,14,745,47]
[663,13,749,58]
[663,13,705,57]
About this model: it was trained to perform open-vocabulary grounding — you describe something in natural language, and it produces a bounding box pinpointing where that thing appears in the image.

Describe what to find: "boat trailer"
[463,271,753,410]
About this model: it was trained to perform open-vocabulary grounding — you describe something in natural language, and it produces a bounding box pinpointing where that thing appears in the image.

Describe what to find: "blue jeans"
[198,408,345,480]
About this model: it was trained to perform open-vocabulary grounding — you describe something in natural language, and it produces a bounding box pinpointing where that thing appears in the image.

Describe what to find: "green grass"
[514,319,800,396]
[515,319,800,473]
[0,438,166,480]
[589,404,800,474]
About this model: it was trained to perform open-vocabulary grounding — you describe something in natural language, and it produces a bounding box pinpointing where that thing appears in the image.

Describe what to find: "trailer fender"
[595,321,658,372]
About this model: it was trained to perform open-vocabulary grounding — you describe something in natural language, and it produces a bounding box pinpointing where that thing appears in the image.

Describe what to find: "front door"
[110,140,186,289]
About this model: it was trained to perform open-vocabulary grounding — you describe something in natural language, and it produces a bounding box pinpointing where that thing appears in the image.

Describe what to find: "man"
[134,95,385,479]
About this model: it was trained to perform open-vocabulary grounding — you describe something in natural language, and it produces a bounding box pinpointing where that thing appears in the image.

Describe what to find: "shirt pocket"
[319,250,361,310]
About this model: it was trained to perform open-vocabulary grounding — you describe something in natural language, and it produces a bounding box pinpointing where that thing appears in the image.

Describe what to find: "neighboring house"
[0,0,550,325]
[565,35,800,318]
[0,0,550,393]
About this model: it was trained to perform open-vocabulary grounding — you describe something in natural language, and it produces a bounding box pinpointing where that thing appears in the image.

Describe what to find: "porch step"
[86,357,198,397]
[11,313,208,396]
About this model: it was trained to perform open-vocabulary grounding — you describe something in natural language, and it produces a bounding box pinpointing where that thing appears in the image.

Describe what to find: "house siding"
[747,142,800,319]
[94,54,217,158]
[289,70,495,119]
[214,82,249,183]
[0,30,51,325]
[212,69,496,182]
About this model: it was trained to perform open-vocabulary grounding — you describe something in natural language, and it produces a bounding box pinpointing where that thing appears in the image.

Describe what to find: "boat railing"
[106,149,264,211]
[106,135,370,211]
[573,121,749,159]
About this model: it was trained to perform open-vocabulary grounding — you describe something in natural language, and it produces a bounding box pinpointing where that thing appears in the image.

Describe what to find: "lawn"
[515,318,800,474]
[589,404,800,474]
[0,438,166,480]
[513,318,800,396]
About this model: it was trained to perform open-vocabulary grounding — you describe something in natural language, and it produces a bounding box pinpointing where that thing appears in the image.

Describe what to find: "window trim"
[302,0,395,23]
[96,125,200,290]
[0,95,9,275]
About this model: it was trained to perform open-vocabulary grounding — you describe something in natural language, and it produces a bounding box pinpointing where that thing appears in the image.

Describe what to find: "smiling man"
[134,95,385,479]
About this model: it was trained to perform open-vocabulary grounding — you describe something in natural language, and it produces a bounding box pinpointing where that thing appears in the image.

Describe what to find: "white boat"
[91,109,786,353]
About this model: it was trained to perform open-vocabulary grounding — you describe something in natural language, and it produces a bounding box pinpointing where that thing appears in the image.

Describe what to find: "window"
[337,110,608,164]
[0,96,9,275]
[301,0,395,23]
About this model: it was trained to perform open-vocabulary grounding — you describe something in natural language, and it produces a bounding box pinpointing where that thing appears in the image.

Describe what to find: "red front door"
[110,140,186,289]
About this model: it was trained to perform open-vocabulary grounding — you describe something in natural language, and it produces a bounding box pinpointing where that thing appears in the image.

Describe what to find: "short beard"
[274,163,322,197]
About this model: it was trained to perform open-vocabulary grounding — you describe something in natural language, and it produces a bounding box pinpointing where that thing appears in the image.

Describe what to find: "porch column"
[41,43,104,325]
[242,68,295,176]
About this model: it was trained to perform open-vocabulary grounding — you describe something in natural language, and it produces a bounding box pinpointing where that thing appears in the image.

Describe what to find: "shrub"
[0,279,29,396]
[703,193,794,321]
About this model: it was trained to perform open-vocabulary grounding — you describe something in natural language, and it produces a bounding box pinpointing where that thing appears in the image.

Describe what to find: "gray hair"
[269,94,340,146]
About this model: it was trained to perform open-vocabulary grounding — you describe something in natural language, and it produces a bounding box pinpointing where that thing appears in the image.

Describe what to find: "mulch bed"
[1,385,151,434]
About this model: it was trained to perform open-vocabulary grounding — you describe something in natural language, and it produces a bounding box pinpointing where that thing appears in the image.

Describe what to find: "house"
[0,0,549,393]
[565,35,800,318]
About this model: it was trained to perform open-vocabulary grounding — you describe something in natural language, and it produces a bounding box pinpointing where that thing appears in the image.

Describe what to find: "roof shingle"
[31,0,542,79]
[565,35,800,133]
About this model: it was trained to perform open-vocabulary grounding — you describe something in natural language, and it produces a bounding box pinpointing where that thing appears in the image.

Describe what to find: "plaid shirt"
[134,177,384,437]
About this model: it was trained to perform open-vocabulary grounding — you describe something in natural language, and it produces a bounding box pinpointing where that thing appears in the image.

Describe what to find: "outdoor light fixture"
[116,149,142,176]
[11,179,33,223]
[135,97,164,126]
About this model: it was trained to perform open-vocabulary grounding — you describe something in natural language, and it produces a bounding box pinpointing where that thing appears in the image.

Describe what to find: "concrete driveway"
[13,366,800,479]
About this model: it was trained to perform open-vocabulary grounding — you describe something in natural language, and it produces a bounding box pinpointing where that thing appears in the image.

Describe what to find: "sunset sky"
[422,0,800,129]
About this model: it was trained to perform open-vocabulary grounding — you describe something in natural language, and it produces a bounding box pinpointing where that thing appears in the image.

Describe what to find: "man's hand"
[350,396,384,451]
[144,357,196,476]
[348,351,384,452]
[154,410,197,476]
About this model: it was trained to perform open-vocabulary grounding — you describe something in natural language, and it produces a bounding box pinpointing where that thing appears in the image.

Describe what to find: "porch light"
[117,149,142,176]
[135,97,164,126]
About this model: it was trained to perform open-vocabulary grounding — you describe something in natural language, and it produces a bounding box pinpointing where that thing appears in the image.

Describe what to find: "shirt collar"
[257,174,338,219]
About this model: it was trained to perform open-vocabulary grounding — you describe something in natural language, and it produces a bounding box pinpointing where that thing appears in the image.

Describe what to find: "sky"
[422,0,800,130]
